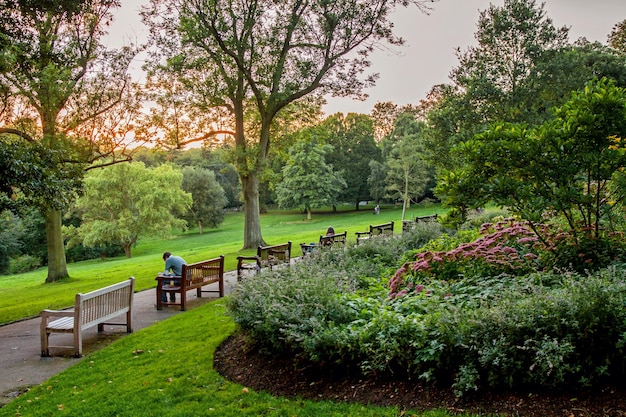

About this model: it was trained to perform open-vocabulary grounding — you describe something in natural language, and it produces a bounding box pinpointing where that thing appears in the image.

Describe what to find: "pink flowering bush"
[389,219,544,299]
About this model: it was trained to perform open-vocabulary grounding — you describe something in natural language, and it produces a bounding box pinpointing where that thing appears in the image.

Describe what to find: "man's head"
[163,252,172,261]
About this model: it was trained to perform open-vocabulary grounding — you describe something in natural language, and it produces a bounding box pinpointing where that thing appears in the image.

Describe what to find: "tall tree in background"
[0,1,140,282]
[181,166,227,234]
[384,114,430,220]
[275,140,346,220]
[322,113,381,210]
[609,19,626,54]
[143,0,435,249]
[426,0,569,175]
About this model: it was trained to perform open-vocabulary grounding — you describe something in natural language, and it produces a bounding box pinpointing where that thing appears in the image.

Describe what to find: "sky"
[107,0,626,116]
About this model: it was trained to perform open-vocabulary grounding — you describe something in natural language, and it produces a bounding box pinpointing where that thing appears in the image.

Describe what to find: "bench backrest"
[319,231,347,247]
[370,221,394,235]
[182,256,224,288]
[416,214,438,223]
[76,277,134,330]
[258,241,292,267]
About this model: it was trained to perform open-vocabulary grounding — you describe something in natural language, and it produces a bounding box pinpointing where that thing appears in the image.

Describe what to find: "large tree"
[0,1,140,281]
[142,0,434,248]
[321,113,381,210]
[275,140,346,220]
[383,113,431,220]
[67,162,192,258]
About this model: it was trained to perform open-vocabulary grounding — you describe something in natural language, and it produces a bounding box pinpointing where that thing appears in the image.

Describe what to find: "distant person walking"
[374,205,380,215]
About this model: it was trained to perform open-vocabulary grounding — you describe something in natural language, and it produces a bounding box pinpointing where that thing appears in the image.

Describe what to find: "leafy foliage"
[275,140,346,219]
[66,162,192,258]
[229,220,626,396]
[181,166,227,233]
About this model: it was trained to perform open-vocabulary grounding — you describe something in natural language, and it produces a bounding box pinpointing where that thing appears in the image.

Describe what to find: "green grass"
[0,204,444,325]
[0,298,464,417]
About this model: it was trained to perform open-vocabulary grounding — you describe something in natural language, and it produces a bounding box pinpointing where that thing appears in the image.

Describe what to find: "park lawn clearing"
[0,298,459,417]
[0,205,444,326]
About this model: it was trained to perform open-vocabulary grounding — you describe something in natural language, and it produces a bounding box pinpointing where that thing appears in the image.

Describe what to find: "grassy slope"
[0,204,444,325]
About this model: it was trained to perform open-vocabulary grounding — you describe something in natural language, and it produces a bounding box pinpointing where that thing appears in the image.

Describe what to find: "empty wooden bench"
[40,277,135,357]
[300,231,348,255]
[355,221,394,245]
[156,255,225,311]
[237,241,292,280]
[402,214,439,232]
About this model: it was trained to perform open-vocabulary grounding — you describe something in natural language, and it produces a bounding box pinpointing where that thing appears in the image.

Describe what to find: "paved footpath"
[0,270,239,407]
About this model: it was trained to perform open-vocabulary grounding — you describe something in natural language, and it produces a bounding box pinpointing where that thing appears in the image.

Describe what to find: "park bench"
[355,221,394,245]
[156,255,225,311]
[40,277,135,357]
[402,213,439,232]
[300,231,348,255]
[237,241,292,280]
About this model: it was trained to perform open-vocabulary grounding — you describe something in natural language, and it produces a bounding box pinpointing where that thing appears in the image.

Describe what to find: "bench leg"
[74,329,82,358]
[40,330,50,357]
[219,278,224,297]
[156,285,163,310]
[181,291,186,311]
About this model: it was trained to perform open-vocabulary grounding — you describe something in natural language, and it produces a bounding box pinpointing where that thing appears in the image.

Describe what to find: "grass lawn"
[0,298,463,417]
[0,204,444,325]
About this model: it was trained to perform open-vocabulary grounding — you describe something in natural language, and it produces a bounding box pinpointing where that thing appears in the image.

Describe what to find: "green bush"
[227,224,626,396]
[8,254,41,274]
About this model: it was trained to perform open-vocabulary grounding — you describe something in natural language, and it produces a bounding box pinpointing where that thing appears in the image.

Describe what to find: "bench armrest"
[40,309,74,318]
[355,231,370,237]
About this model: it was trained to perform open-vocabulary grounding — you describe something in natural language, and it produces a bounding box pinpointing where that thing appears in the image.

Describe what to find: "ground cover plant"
[228,217,626,401]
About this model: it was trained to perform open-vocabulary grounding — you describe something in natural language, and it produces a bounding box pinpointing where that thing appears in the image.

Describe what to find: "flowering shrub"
[389,219,544,299]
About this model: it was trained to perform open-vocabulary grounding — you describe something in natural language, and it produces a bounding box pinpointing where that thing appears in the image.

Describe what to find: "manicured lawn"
[0,204,444,325]
[0,298,462,417]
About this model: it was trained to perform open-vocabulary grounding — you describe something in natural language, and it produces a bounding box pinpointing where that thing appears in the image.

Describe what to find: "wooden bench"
[40,277,135,357]
[300,231,347,255]
[156,255,224,311]
[237,241,292,280]
[355,221,394,245]
[402,214,439,232]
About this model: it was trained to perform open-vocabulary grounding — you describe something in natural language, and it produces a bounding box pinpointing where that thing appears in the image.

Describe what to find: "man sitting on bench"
[162,252,186,304]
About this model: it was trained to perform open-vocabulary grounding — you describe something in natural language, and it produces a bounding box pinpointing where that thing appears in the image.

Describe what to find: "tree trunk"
[241,172,265,249]
[123,244,132,258]
[307,207,312,220]
[198,221,203,235]
[44,208,69,282]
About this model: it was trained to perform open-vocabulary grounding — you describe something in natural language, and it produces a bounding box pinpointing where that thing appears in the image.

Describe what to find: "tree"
[425,0,569,176]
[438,78,626,241]
[143,0,434,248]
[67,162,192,258]
[383,114,431,220]
[321,113,381,209]
[275,140,346,220]
[181,166,227,234]
[0,1,140,281]
[609,19,626,54]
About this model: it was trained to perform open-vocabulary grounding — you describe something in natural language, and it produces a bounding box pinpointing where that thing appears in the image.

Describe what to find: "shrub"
[8,254,41,274]
[227,221,626,397]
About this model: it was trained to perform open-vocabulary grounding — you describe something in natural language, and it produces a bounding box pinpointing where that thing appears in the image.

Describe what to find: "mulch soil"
[214,332,626,417]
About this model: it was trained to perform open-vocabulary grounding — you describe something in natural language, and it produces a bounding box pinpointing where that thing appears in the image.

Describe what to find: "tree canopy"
[142,0,435,248]
[67,162,192,258]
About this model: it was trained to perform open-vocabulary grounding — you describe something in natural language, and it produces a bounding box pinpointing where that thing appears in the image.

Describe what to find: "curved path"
[0,269,240,407]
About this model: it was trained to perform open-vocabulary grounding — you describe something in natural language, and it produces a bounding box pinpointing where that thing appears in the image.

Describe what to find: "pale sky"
[107,0,626,116]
